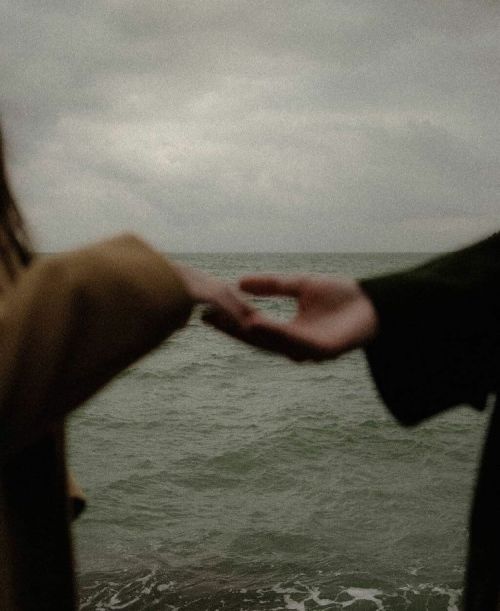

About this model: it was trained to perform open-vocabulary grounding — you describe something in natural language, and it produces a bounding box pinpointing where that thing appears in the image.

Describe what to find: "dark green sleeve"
[359,233,500,425]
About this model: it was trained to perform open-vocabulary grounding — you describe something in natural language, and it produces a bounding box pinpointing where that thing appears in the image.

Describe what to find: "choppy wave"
[79,566,462,610]
[71,254,486,611]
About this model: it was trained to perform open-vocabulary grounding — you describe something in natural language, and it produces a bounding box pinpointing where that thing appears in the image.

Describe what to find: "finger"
[246,317,316,361]
[209,287,256,323]
[246,312,341,361]
[201,308,236,331]
[202,308,259,345]
[239,275,304,297]
[204,310,317,362]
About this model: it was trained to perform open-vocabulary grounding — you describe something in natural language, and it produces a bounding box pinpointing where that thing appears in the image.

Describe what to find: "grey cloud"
[1,0,499,252]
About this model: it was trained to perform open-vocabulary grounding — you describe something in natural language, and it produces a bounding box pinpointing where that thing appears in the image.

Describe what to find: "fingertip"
[239,275,273,294]
[238,276,253,291]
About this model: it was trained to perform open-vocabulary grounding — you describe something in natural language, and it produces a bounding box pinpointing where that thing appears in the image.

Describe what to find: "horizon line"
[36,249,445,255]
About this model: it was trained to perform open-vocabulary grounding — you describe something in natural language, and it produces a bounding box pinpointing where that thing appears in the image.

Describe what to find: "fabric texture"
[359,232,500,611]
[0,233,192,610]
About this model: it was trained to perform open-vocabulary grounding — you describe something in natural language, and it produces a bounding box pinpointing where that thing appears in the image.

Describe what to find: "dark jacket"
[359,233,500,611]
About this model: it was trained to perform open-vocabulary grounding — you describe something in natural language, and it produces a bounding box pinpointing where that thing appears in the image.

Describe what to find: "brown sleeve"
[0,233,193,461]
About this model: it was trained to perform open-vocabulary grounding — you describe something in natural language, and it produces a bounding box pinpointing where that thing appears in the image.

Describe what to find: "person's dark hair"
[0,127,34,273]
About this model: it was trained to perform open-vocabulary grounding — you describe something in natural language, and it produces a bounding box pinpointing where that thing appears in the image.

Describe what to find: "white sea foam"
[107,593,140,609]
[267,579,463,611]
[272,584,303,594]
[432,585,461,611]
[284,594,307,611]
[339,587,384,609]
[308,586,335,606]
[79,561,466,610]
[274,581,336,609]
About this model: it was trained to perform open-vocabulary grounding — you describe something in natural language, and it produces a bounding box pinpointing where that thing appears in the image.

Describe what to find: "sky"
[1,0,499,252]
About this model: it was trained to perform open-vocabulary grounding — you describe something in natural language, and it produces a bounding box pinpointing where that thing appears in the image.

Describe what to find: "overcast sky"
[1,1,499,252]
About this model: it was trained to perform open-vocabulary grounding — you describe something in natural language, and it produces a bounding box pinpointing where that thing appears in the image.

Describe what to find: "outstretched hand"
[204,274,379,361]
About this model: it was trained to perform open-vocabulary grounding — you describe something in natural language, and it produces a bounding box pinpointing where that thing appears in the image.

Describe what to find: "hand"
[204,274,379,361]
[171,262,255,324]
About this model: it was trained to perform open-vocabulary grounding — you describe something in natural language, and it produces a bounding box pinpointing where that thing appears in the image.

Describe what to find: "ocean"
[69,253,488,611]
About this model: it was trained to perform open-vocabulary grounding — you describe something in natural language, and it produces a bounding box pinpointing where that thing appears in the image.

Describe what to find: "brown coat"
[0,233,192,610]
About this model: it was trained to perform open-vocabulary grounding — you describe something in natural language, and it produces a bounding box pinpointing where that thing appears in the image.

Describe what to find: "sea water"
[69,253,488,610]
